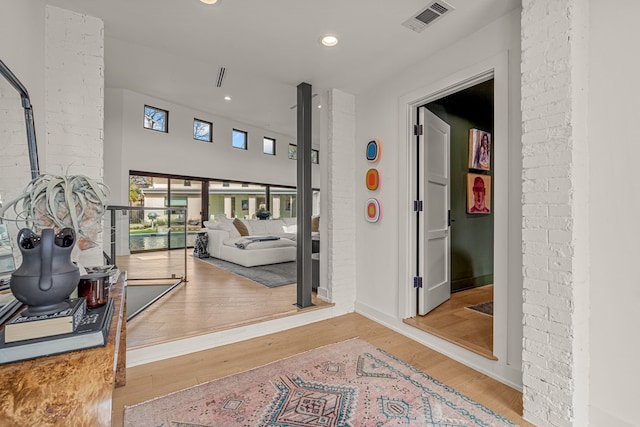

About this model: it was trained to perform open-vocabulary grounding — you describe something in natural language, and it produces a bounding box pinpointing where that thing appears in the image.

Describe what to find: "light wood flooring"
[112,312,533,426]
[119,250,331,349]
[404,284,495,359]
[113,254,520,425]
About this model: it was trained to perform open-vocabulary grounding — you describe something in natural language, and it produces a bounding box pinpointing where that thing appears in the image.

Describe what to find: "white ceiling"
[45,0,519,139]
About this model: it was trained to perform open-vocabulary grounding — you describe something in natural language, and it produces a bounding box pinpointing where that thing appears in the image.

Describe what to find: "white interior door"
[418,108,451,315]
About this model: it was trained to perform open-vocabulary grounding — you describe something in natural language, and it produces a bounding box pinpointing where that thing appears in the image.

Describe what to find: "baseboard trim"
[126,305,349,367]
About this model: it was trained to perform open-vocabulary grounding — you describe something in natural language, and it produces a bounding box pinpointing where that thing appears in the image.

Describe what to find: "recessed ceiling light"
[224,96,231,101]
[320,35,339,47]
[200,0,220,4]
[317,105,322,109]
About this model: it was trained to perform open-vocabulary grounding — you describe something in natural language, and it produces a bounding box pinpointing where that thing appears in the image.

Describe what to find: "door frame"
[397,52,509,362]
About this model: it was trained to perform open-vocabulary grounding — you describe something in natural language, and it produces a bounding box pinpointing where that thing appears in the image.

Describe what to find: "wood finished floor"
[112,312,532,426]
[114,253,515,425]
[404,284,495,359]
[118,251,331,349]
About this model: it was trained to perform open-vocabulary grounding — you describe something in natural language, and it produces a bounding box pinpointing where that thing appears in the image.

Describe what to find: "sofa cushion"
[203,220,220,230]
[241,219,286,236]
[281,217,297,227]
[216,215,240,237]
[282,224,297,233]
[233,218,250,236]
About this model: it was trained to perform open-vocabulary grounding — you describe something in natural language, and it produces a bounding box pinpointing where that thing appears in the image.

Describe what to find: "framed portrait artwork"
[241,199,249,210]
[468,128,491,171]
[467,173,491,214]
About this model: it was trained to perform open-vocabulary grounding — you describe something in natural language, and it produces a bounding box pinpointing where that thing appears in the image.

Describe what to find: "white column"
[521,1,590,425]
[322,89,356,307]
[45,6,104,266]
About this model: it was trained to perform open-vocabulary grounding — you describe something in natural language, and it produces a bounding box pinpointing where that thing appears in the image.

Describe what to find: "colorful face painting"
[366,169,379,191]
[366,198,381,222]
[366,139,381,162]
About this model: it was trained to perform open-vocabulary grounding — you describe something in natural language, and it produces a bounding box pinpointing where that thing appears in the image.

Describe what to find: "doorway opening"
[407,79,495,359]
[398,54,509,362]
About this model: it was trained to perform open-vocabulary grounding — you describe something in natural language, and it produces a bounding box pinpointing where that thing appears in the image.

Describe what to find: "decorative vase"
[10,228,80,315]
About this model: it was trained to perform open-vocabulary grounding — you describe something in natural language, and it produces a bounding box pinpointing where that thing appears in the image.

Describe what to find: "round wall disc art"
[366,139,381,162]
[366,168,379,191]
[366,198,381,223]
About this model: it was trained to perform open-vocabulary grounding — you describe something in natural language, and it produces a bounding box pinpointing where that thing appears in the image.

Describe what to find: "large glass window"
[269,186,297,219]
[128,174,306,251]
[232,129,248,150]
[143,105,168,132]
[128,175,202,251]
[207,181,272,220]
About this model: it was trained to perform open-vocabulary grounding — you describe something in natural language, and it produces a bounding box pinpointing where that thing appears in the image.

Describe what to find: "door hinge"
[414,124,423,136]
[413,276,423,289]
[413,200,423,212]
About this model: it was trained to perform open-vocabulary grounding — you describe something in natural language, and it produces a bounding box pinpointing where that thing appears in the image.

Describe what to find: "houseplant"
[255,207,271,220]
[0,173,110,251]
[0,173,109,312]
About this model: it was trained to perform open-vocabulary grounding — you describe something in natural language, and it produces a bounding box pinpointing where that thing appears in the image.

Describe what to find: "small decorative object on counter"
[10,228,80,316]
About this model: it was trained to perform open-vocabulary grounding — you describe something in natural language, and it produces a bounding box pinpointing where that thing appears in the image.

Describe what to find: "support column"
[296,82,313,308]
[521,1,590,425]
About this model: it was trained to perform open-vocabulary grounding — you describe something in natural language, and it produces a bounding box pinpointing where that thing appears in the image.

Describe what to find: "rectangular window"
[232,129,248,150]
[144,105,168,132]
[263,137,276,155]
[288,144,297,160]
[193,119,212,142]
[311,149,319,164]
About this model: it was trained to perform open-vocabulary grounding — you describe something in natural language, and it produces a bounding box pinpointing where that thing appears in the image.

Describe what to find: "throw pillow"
[233,218,250,236]
[282,224,297,233]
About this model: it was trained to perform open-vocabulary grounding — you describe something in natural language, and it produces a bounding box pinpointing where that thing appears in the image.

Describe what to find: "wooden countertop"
[0,274,126,427]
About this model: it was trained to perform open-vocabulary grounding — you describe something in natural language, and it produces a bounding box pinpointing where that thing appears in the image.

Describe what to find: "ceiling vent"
[402,1,455,33]
[216,67,226,88]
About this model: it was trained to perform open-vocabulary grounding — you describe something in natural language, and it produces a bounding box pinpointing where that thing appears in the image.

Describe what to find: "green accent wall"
[426,79,494,293]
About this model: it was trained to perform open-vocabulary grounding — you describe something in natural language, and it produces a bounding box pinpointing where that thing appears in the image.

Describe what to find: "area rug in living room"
[123,338,515,426]
[195,256,295,288]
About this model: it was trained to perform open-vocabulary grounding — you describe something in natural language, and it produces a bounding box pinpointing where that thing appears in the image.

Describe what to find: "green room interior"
[426,79,494,293]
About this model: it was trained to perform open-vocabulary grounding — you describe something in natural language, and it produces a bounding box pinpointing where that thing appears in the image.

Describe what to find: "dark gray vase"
[10,228,80,315]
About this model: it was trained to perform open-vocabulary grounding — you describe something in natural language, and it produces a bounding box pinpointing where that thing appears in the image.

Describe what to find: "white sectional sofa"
[201,216,298,267]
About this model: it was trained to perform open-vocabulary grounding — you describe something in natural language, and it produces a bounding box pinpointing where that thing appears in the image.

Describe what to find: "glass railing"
[103,205,188,321]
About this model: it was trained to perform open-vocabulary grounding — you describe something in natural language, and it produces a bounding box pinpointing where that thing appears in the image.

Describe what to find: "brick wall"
[0,82,33,206]
[45,6,104,265]
[45,6,104,177]
[325,89,356,307]
[521,0,589,425]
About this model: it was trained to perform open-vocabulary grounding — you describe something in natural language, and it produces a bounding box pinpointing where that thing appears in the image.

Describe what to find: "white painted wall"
[104,88,320,205]
[354,9,523,387]
[587,2,640,425]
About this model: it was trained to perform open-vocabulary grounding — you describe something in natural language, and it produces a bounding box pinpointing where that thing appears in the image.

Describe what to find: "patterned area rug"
[124,338,514,426]
[466,301,494,316]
